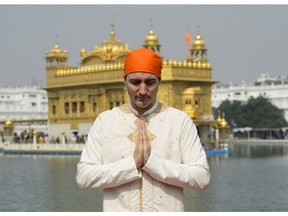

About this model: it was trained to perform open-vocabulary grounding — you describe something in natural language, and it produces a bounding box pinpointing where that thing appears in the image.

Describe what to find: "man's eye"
[146,80,156,85]
[130,80,140,85]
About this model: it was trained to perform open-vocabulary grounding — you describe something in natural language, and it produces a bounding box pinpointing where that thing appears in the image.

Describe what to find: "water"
[1,143,288,212]
[0,156,102,212]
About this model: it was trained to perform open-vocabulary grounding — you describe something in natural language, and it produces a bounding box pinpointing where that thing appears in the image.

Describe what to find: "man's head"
[123,48,162,115]
[124,48,162,79]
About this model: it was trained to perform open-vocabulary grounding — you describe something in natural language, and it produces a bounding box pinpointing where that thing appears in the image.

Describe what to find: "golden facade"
[45,26,217,147]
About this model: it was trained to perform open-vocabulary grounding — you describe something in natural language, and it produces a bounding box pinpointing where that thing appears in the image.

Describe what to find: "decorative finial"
[53,35,59,49]
[197,25,200,34]
[110,23,115,31]
[110,13,116,40]
[111,13,116,31]
[55,35,58,44]
[150,19,154,30]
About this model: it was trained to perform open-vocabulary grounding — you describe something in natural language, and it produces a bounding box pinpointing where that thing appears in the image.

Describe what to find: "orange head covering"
[124,48,162,79]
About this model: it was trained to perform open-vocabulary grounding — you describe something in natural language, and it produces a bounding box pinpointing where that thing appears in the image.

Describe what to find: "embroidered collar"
[128,100,159,117]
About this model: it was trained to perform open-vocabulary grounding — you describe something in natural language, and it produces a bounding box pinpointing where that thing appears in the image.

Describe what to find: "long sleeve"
[142,115,210,190]
[76,113,141,189]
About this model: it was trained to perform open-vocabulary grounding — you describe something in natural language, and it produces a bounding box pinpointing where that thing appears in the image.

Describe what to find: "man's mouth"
[137,97,149,101]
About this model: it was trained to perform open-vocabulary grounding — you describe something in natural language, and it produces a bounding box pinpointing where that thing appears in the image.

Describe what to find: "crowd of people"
[0,129,88,144]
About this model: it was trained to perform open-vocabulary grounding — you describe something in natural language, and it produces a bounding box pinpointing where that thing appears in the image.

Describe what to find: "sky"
[0,4,288,87]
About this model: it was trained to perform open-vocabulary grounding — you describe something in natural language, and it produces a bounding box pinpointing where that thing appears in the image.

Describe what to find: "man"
[76,48,210,212]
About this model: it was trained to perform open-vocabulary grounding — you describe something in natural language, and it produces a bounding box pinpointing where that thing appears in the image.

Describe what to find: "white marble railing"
[231,139,288,145]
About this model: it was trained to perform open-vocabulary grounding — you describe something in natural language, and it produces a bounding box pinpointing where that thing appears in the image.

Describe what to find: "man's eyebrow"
[128,77,158,81]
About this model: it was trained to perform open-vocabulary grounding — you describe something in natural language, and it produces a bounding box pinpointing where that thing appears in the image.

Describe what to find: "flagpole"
[186,43,189,60]
[185,29,189,61]
[185,30,192,60]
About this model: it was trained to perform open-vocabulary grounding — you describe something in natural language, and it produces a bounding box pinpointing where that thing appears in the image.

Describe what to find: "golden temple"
[45,25,219,147]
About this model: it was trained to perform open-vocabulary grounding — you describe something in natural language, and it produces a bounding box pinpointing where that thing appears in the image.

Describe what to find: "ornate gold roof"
[81,25,131,64]
[46,41,68,59]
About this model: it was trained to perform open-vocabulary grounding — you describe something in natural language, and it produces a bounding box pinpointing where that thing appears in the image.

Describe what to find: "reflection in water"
[229,142,288,158]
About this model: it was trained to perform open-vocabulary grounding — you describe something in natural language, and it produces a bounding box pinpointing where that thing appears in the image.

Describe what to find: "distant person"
[44,134,49,144]
[50,136,56,144]
[76,48,210,212]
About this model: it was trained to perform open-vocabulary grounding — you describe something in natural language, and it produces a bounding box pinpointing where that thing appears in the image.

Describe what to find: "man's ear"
[123,76,128,86]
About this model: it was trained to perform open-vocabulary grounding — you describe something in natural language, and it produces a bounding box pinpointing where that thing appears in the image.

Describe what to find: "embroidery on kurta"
[154,102,169,113]
[125,102,168,144]
[118,102,169,115]
[128,118,156,144]
[118,103,132,114]
[139,177,143,211]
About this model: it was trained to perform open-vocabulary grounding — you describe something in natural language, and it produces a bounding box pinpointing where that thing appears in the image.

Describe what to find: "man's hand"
[133,121,143,168]
[141,120,151,166]
[133,119,151,168]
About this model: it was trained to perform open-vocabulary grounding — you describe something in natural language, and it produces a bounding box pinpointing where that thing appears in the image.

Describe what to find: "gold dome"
[193,34,205,49]
[220,118,228,129]
[51,43,61,53]
[217,112,228,129]
[145,29,159,45]
[143,27,161,53]
[83,28,131,64]
[4,119,13,127]
[217,115,222,125]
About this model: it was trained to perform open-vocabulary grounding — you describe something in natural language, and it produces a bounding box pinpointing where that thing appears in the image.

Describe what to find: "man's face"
[124,72,160,115]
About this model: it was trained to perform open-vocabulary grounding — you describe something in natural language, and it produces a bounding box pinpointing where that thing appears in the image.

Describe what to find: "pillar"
[61,130,66,145]
[33,130,37,145]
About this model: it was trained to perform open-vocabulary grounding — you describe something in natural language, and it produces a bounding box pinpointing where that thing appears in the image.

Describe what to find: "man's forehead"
[127,72,158,79]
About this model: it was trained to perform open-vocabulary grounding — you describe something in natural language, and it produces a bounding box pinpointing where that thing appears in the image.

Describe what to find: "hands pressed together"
[133,119,151,168]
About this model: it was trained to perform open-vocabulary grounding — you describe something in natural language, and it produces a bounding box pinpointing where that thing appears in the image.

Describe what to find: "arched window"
[52,105,56,115]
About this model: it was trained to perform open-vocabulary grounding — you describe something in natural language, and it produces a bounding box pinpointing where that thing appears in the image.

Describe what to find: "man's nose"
[139,83,147,95]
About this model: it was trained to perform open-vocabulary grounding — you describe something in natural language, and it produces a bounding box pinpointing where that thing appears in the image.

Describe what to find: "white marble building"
[212,74,288,121]
[0,86,48,134]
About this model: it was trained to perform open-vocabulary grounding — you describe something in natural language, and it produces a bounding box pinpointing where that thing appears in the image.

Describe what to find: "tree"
[213,100,243,127]
[214,96,288,128]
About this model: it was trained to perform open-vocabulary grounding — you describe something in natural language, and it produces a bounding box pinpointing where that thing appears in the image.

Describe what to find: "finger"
[141,119,146,130]
[138,119,143,138]
[143,129,148,143]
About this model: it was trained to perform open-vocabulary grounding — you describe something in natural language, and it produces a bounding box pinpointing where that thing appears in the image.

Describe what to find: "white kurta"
[76,100,210,212]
